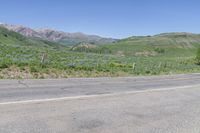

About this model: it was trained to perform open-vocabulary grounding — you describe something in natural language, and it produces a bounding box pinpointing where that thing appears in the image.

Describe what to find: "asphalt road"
[0,74,200,133]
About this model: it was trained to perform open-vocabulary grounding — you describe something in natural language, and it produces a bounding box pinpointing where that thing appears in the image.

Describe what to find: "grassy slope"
[105,33,200,57]
[0,29,200,79]
[99,33,200,75]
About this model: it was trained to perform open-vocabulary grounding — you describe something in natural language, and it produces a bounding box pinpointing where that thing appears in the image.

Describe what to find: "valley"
[0,24,200,79]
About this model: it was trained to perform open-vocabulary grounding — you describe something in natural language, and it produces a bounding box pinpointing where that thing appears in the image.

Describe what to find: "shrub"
[195,48,200,65]
[154,48,165,53]
[30,66,39,73]
[109,62,127,68]
[0,63,9,69]
[0,59,12,69]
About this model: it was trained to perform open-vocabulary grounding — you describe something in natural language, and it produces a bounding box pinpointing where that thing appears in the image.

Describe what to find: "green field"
[0,26,200,79]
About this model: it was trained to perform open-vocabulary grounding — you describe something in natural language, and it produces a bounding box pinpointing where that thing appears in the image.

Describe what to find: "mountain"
[0,23,116,46]
[0,25,65,49]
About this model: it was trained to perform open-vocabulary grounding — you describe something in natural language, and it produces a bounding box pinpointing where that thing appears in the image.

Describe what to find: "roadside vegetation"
[195,47,200,65]
[0,27,200,79]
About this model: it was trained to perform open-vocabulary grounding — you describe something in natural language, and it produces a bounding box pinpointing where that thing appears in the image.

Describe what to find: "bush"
[0,59,12,69]
[30,66,39,73]
[0,63,9,69]
[195,48,200,65]
[109,62,128,68]
[154,48,165,53]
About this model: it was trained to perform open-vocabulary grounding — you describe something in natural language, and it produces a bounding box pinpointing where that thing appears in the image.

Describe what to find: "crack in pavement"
[18,80,29,88]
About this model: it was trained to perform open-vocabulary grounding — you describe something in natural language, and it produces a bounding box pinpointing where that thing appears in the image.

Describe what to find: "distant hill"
[103,32,200,57]
[121,32,200,48]
[0,23,116,46]
[71,43,97,52]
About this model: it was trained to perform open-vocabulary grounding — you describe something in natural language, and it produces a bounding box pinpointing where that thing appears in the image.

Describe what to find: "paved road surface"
[0,74,200,133]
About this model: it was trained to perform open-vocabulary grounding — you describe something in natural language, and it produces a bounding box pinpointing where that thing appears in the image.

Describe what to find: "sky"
[0,0,200,38]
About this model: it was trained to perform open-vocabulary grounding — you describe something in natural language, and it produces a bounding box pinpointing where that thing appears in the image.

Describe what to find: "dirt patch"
[135,51,157,57]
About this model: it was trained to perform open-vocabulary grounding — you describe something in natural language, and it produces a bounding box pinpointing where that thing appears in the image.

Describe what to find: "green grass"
[1,43,200,79]
[0,28,200,79]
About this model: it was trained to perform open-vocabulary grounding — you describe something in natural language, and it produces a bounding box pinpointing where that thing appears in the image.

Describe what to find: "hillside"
[103,32,200,57]
[0,23,116,46]
[0,27,200,79]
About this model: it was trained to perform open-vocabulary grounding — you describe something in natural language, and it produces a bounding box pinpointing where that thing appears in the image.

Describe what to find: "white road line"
[0,84,200,106]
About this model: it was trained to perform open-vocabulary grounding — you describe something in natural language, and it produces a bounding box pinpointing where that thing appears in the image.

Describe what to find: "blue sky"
[0,0,200,38]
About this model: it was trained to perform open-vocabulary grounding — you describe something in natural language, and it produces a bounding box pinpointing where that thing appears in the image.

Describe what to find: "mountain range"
[1,23,200,50]
[0,23,116,46]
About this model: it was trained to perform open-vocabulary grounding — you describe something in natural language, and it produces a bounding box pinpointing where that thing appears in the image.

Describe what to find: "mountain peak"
[36,28,60,33]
